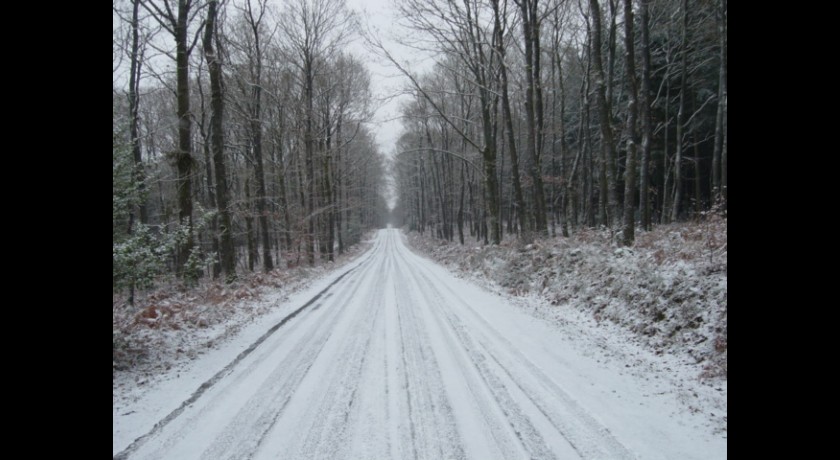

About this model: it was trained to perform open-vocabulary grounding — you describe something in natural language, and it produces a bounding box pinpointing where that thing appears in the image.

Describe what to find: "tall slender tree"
[671,0,689,222]
[141,0,204,277]
[588,0,620,227]
[620,0,638,246]
[281,0,356,264]
[203,0,237,279]
[127,0,148,232]
[638,0,653,230]
[712,0,727,207]
[516,0,548,236]
[491,0,527,236]
[242,0,274,271]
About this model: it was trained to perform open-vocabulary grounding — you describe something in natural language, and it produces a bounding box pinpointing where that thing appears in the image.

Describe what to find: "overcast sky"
[344,0,433,159]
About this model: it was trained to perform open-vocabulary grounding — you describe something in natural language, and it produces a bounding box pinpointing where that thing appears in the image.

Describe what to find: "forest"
[389,0,726,246]
[113,0,390,302]
[113,0,727,300]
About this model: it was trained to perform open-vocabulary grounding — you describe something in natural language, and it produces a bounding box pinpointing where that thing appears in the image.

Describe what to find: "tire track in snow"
[251,234,394,460]
[458,306,635,458]
[396,233,636,459]
[291,255,385,459]
[121,241,381,460]
[389,234,530,459]
[383,250,414,460]
[394,243,562,460]
[389,234,466,460]
[196,255,383,460]
[118,230,644,460]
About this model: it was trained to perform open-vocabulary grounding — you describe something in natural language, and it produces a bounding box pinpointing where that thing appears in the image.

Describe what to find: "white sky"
[344,0,433,159]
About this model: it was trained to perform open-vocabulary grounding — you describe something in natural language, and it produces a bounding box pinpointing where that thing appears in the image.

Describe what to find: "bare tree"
[638,0,652,230]
[114,0,390,297]
[515,0,548,236]
[712,0,727,207]
[491,0,527,236]
[387,0,503,244]
[141,0,206,277]
[203,0,237,279]
[383,0,725,254]
[127,0,149,231]
[587,0,620,228]
[239,0,274,271]
[280,0,356,264]
[670,0,688,222]
[620,0,638,246]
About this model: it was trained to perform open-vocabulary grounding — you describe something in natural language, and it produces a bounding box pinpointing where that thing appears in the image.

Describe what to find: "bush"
[113,224,170,292]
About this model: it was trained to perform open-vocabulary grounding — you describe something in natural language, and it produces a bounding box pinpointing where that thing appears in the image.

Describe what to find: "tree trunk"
[661,68,672,224]
[694,140,702,217]
[204,0,237,280]
[244,2,274,272]
[721,94,727,211]
[296,149,307,264]
[491,0,528,237]
[419,156,426,235]
[199,107,221,279]
[532,3,548,235]
[484,145,501,245]
[276,107,293,252]
[606,0,617,107]
[639,0,653,231]
[305,56,316,266]
[712,0,727,206]
[197,68,216,278]
[518,0,548,236]
[128,0,148,231]
[467,167,475,238]
[336,118,344,255]
[175,0,195,278]
[671,0,689,222]
[578,42,595,228]
[559,80,571,237]
[323,129,335,262]
[253,82,273,271]
[589,0,620,228]
[245,177,257,272]
[552,39,570,238]
[621,0,638,247]
[458,161,465,244]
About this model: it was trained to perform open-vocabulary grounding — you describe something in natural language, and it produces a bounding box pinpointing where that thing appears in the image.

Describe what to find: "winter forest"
[114,1,727,455]
[113,0,391,299]
[389,0,726,246]
[113,0,727,297]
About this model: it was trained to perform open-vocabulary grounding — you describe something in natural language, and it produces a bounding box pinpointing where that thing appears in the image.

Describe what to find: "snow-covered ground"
[113,237,373,384]
[114,228,726,459]
[405,218,727,380]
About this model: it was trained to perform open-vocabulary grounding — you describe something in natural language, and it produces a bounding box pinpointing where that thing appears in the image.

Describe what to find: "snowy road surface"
[114,229,725,459]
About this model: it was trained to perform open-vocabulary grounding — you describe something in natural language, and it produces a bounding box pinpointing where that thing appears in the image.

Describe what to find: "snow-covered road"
[114,229,725,459]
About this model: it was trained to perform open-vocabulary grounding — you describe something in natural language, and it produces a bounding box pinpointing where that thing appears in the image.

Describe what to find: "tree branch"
[140,0,177,34]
